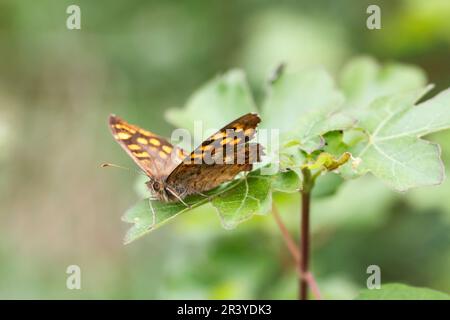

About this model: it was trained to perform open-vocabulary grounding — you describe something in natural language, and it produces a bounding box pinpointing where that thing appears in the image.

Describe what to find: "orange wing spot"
[117,132,132,140]
[220,137,232,145]
[244,128,255,136]
[162,145,172,154]
[201,145,213,151]
[128,144,141,151]
[191,153,203,159]
[149,138,161,146]
[212,131,227,140]
[137,137,148,145]
[235,127,243,133]
[158,151,168,159]
[115,124,136,134]
[139,129,152,137]
[133,151,150,158]
[177,149,185,159]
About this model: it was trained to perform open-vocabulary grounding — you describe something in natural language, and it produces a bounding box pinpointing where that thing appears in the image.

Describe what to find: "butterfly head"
[146,180,170,202]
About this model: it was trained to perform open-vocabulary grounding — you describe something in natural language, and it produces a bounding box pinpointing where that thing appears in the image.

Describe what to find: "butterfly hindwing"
[109,115,187,179]
[166,113,263,196]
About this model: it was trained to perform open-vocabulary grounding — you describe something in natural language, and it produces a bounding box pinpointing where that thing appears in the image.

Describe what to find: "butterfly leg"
[149,201,156,227]
[197,192,213,202]
[166,187,191,209]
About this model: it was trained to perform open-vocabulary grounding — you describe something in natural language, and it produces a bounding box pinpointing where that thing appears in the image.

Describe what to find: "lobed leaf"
[212,173,272,229]
[340,56,427,108]
[261,67,344,133]
[122,194,208,244]
[271,170,302,193]
[283,107,355,154]
[348,87,450,191]
[123,170,294,243]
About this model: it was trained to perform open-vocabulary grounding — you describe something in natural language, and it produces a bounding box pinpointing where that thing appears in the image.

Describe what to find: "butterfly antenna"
[100,163,147,176]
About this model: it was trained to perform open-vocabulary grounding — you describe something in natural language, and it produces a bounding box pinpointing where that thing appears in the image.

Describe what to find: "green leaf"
[212,172,273,229]
[312,173,343,198]
[283,107,355,153]
[348,87,450,191]
[279,145,306,175]
[380,89,450,138]
[266,68,354,179]
[122,200,154,245]
[165,69,257,138]
[123,170,294,243]
[355,283,450,300]
[261,68,343,133]
[309,131,351,197]
[272,170,301,193]
[340,56,427,108]
[323,131,350,156]
[122,194,207,244]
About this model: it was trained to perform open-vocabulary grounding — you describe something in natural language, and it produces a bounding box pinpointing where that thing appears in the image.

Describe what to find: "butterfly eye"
[153,181,161,191]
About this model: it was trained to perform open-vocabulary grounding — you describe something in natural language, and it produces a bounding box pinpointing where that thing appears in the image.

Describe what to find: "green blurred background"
[0,0,449,299]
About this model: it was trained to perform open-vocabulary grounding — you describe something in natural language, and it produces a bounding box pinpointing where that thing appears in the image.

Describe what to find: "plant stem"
[272,204,300,264]
[300,168,312,300]
[272,204,322,300]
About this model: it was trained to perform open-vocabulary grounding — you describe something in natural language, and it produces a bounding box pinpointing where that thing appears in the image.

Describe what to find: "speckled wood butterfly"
[109,113,263,204]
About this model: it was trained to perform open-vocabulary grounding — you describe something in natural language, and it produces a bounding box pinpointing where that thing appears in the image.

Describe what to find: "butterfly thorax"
[146,179,186,202]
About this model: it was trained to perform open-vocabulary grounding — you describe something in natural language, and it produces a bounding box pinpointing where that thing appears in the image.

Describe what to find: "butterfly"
[108,113,263,204]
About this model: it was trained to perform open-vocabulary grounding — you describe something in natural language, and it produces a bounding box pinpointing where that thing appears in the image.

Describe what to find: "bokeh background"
[0,0,449,299]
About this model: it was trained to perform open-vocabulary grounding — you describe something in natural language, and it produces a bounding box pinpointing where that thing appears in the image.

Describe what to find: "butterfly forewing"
[109,115,187,179]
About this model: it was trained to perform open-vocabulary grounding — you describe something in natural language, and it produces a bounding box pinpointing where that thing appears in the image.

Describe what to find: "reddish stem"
[272,203,321,300]
[300,189,310,300]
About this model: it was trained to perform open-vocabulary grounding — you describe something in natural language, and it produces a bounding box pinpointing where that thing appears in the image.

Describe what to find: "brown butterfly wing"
[166,113,263,196]
[109,115,187,179]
